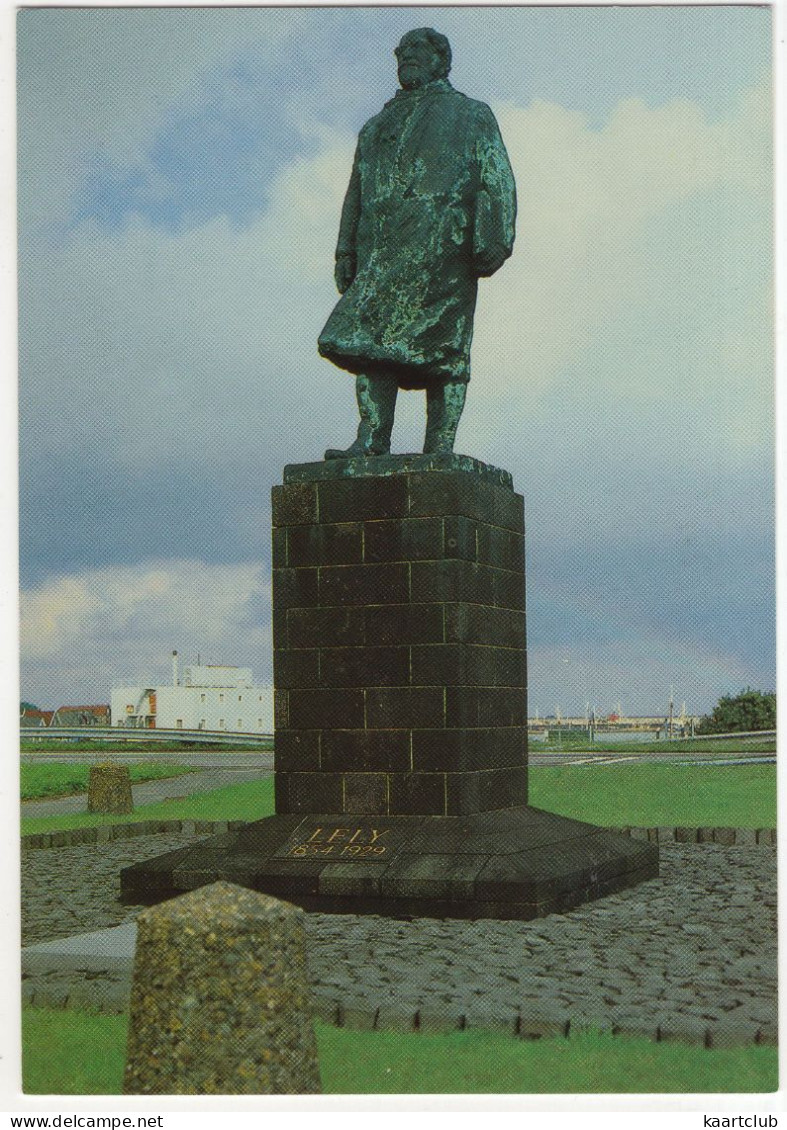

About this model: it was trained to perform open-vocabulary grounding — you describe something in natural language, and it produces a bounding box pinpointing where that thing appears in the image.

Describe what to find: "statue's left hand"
[474,243,510,278]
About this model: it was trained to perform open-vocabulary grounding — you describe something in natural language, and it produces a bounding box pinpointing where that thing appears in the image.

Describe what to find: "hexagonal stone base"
[121,805,658,921]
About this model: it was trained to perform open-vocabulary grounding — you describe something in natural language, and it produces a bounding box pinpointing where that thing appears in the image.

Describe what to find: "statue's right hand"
[335,254,356,294]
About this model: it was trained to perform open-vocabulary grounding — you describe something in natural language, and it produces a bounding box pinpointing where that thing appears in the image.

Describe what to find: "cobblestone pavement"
[22,833,777,1043]
[21,768,272,820]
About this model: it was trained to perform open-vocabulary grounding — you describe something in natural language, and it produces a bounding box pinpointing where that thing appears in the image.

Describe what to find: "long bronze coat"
[318,79,517,389]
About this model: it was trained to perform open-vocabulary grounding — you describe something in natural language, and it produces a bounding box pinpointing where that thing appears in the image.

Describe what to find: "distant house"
[20,708,54,728]
[112,657,273,733]
[50,704,111,727]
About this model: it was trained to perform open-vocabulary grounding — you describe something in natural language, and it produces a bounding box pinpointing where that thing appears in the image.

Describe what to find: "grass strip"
[20,778,276,835]
[20,764,775,836]
[21,761,202,801]
[21,1007,777,1095]
[527,763,776,828]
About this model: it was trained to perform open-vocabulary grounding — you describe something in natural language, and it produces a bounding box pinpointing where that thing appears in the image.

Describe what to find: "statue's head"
[395,28,452,90]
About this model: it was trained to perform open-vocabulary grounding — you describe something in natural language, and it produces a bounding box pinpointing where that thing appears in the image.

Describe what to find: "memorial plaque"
[272,819,406,863]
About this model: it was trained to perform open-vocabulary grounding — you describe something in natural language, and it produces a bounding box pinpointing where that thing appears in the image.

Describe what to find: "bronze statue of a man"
[318,28,517,458]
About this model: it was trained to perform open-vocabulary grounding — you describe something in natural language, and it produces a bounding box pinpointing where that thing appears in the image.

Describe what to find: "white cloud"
[21,560,271,708]
[469,82,771,405]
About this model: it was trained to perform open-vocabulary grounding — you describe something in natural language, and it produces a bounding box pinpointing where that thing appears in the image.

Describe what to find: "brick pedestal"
[271,455,527,818]
[122,454,658,920]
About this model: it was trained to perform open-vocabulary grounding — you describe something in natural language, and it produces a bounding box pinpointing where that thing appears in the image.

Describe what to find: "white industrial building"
[112,653,273,733]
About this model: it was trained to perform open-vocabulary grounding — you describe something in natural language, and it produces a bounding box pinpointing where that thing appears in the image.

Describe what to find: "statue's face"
[395,32,443,90]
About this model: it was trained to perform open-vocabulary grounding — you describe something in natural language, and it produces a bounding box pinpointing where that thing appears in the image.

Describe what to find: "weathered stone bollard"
[87,763,133,814]
[123,882,321,1094]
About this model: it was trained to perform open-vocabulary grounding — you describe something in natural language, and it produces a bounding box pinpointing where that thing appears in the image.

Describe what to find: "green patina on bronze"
[318,28,517,459]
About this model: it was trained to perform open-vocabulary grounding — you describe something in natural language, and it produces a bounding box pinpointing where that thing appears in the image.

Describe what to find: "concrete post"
[87,763,133,815]
[123,881,321,1094]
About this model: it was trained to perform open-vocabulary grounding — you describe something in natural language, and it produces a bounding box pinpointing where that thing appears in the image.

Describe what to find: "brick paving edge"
[20,822,776,850]
[21,980,777,1049]
[21,819,247,849]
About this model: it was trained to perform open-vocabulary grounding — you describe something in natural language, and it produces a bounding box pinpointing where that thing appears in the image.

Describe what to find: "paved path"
[22,747,770,771]
[21,767,272,820]
[21,832,776,1045]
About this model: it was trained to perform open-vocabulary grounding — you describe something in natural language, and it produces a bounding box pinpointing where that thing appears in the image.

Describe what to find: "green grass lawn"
[20,763,775,836]
[20,761,202,801]
[20,778,277,835]
[21,1007,776,1094]
[528,763,776,828]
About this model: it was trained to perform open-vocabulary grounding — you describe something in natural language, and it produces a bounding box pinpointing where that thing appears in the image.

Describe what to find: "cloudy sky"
[18,4,774,717]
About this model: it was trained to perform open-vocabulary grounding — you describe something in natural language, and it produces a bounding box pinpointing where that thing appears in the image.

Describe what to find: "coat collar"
[386,77,452,107]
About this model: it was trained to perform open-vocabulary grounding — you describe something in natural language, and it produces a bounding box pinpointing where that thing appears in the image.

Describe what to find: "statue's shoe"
[324,440,390,460]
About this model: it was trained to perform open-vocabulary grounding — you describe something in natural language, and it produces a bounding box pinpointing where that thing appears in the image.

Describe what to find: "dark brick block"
[443,515,477,561]
[443,687,477,728]
[411,559,495,604]
[475,836,636,902]
[494,569,526,611]
[496,727,528,765]
[288,688,364,729]
[444,771,481,815]
[408,473,524,533]
[445,767,527,816]
[322,729,411,773]
[274,730,320,772]
[411,729,484,773]
[288,606,365,648]
[365,687,444,729]
[272,567,319,611]
[479,766,528,810]
[477,689,528,727]
[381,852,486,900]
[411,644,526,688]
[477,525,525,572]
[274,773,289,812]
[493,488,525,534]
[319,863,387,898]
[411,727,527,772]
[364,517,443,563]
[444,604,526,648]
[319,646,410,688]
[249,864,322,900]
[410,642,464,687]
[289,522,363,566]
[343,773,389,815]
[408,473,493,523]
[274,689,289,729]
[283,772,344,814]
[318,476,409,523]
[273,648,320,688]
[389,772,446,816]
[271,527,288,568]
[272,604,288,650]
[272,482,318,527]
[365,604,444,645]
[319,563,409,606]
[444,688,527,728]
